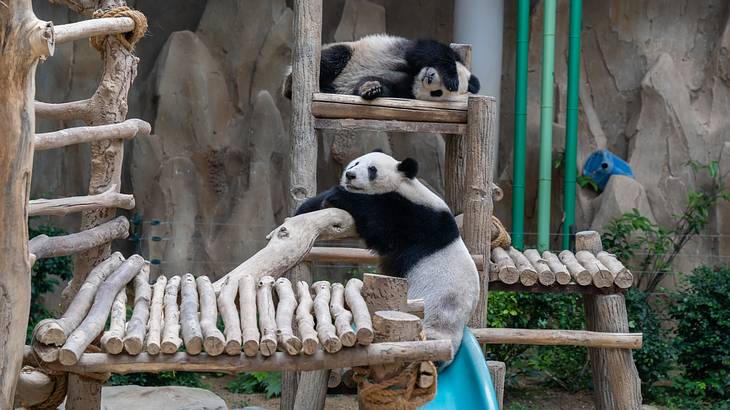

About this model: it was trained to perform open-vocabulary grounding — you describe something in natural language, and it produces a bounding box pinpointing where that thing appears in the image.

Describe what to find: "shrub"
[226,372,282,398]
[108,372,209,388]
[671,265,730,400]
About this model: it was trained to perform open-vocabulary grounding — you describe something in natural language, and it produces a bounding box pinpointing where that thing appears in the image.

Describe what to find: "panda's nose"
[345,171,356,181]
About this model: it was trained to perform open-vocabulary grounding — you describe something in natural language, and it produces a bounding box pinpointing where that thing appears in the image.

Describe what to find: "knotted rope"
[353,360,438,410]
[90,6,147,54]
[491,215,511,249]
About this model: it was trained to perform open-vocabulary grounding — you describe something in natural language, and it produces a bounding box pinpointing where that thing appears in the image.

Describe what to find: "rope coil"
[90,6,147,54]
[491,215,511,249]
[353,361,438,410]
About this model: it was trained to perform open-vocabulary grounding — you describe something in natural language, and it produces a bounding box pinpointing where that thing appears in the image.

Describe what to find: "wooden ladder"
[287,0,500,408]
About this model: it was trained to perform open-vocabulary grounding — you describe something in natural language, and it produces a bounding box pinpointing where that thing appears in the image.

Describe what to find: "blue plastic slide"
[420,328,499,409]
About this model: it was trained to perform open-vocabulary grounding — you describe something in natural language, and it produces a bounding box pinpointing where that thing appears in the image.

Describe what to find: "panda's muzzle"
[345,171,356,181]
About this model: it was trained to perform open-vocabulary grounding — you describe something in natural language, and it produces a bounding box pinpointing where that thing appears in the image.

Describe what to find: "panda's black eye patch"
[368,166,378,181]
[430,90,443,97]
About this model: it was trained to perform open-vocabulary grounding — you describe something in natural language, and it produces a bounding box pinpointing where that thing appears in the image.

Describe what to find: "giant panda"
[296,151,479,366]
[283,34,480,101]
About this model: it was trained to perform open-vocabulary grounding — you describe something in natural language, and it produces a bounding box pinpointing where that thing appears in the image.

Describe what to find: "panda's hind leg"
[352,76,390,100]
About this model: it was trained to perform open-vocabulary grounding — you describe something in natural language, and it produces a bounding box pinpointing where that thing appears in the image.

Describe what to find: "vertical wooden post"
[443,44,471,215]
[286,0,324,408]
[578,231,642,410]
[0,2,52,407]
[462,96,497,328]
[65,374,102,410]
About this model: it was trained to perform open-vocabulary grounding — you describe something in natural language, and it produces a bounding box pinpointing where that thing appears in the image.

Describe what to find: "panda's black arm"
[405,40,460,92]
[294,187,339,216]
[319,45,352,93]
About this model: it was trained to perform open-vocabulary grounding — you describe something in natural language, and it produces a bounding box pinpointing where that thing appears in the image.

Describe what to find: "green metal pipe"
[537,0,557,252]
[563,0,582,250]
[511,0,530,250]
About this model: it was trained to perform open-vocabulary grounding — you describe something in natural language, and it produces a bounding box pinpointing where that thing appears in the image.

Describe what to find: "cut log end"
[356,328,374,346]
[301,338,318,355]
[185,337,203,356]
[259,339,277,356]
[123,338,144,356]
[242,340,260,357]
[35,320,66,346]
[161,341,181,355]
[225,341,242,356]
[58,348,80,366]
[322,337,343,354]
[146,343,161,356]
[281,336,303,355]
[204,337,226,356]
[103,338,124,355]
[339,331,357,348]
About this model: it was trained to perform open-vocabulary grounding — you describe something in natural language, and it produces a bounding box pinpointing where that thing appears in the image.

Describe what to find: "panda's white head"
[341,150,450,211]
[412,62,480,101]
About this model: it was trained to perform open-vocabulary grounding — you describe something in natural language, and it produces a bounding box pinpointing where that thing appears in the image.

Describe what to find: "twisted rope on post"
[491,215,511,249]
[353,361,438,410]
[90,6,147,54]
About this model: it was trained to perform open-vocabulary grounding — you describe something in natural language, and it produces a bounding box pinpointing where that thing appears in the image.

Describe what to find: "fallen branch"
[100,289,127,354]
[59,255,145,365]
[123,263,151,355]
[212,209,357,292]
[35,252,125,345]
[34,118,151,151]
[29,216,129,260]
[29,184,134,216]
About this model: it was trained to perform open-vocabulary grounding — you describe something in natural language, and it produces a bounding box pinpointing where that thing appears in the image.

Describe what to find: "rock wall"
[31,0,729,286]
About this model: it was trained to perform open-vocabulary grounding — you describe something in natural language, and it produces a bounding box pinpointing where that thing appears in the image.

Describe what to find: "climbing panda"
[296,151,479,366]
[283,34,480,101]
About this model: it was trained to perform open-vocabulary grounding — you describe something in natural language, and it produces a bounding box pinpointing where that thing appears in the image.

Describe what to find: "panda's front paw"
[442,74,459,92]
[359,81,383,100]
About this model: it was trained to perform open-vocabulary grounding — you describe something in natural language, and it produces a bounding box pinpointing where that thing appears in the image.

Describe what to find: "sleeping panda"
[283,34,480,101]
[296,150,479,366]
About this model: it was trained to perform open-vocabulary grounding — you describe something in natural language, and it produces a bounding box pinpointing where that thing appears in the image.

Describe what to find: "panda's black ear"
[371,148,384,153]
[468,74,480,94]
[397,158,418,179]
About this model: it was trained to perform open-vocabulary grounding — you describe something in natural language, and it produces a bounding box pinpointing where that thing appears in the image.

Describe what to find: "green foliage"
[226,372,282,398]
[670,266,730,400]
[27,222,73,343]
[602,160,729,292]
[108,372,209,388]
[553,150,599,192]
[486,292,590,391]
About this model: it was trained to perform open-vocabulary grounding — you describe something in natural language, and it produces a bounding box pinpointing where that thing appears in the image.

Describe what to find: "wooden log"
[305,246,485,270]
[29,216,129,260]
[180,274,203,355]
[344,279,374,345]
[491,247,520,284]
[146,275,167,355]
[296,280,319,355]
[29,184,135,216]
[35,99,91,121]
[314,118,466,134]
[123,262,151,355]
[327,368,342,389]
[341,368,357,389]
[442,45,471,214]
[100,289,127,354]
[579,231,642,410]
[330,283,356,347]
[487,361,506,410]
[217,276,242,355]
[34,118,151,151]
[509,247,538,286]
[524,249,556,286]
[597,251,634,289]
[542,251,572,285]
[312,93,468,123]
[257,276,278,356]
[212,209,357,292]
[196,276,225,356]
[14,366,54,408]
[559,250,592,286]
[160,275,182,354]
[312,281,341,354]
[54,16,135,43]
[31,321,61,363]
[361,273,408,313]
[51,340,453,374]
[462,96,496,328]
[576,250,614,288]
[275,278,303,355]
[65,373,102,410]
[35,252,125,345]
[238,274,260,357]
[471,328,643,349]
[488,281,625,296]
[59,255,145,366]
[406,299,425,319]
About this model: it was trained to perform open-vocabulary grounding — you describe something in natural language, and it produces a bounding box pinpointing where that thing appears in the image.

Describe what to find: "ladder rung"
[29,185,134,217]
[54,17,135,44]
[35,118,151,151]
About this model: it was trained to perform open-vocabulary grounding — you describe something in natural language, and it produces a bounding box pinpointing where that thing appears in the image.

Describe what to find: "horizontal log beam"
[471,328,642,349]
[29,184,134,216]
[488,281,625,295]
[29,216,129,260]
[54,17,135,44]
[314,118,467,134]
[305,246,485,270]
[35,100,91,121]
[45,340,453,374]
[35,118,151,151]
[312,93,469,123]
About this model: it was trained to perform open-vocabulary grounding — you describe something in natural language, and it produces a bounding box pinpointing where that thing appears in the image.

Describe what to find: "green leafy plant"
[226,372,282,398]
[553,150,600,192]
[602,160,729,292]
[27,222,73,343]
[108,371,210,388]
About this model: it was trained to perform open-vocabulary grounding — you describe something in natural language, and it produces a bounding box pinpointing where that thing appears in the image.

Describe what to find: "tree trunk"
[0,1,52,406]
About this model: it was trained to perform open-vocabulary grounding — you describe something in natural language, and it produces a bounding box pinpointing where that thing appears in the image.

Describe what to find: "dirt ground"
[207,374,598,410]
